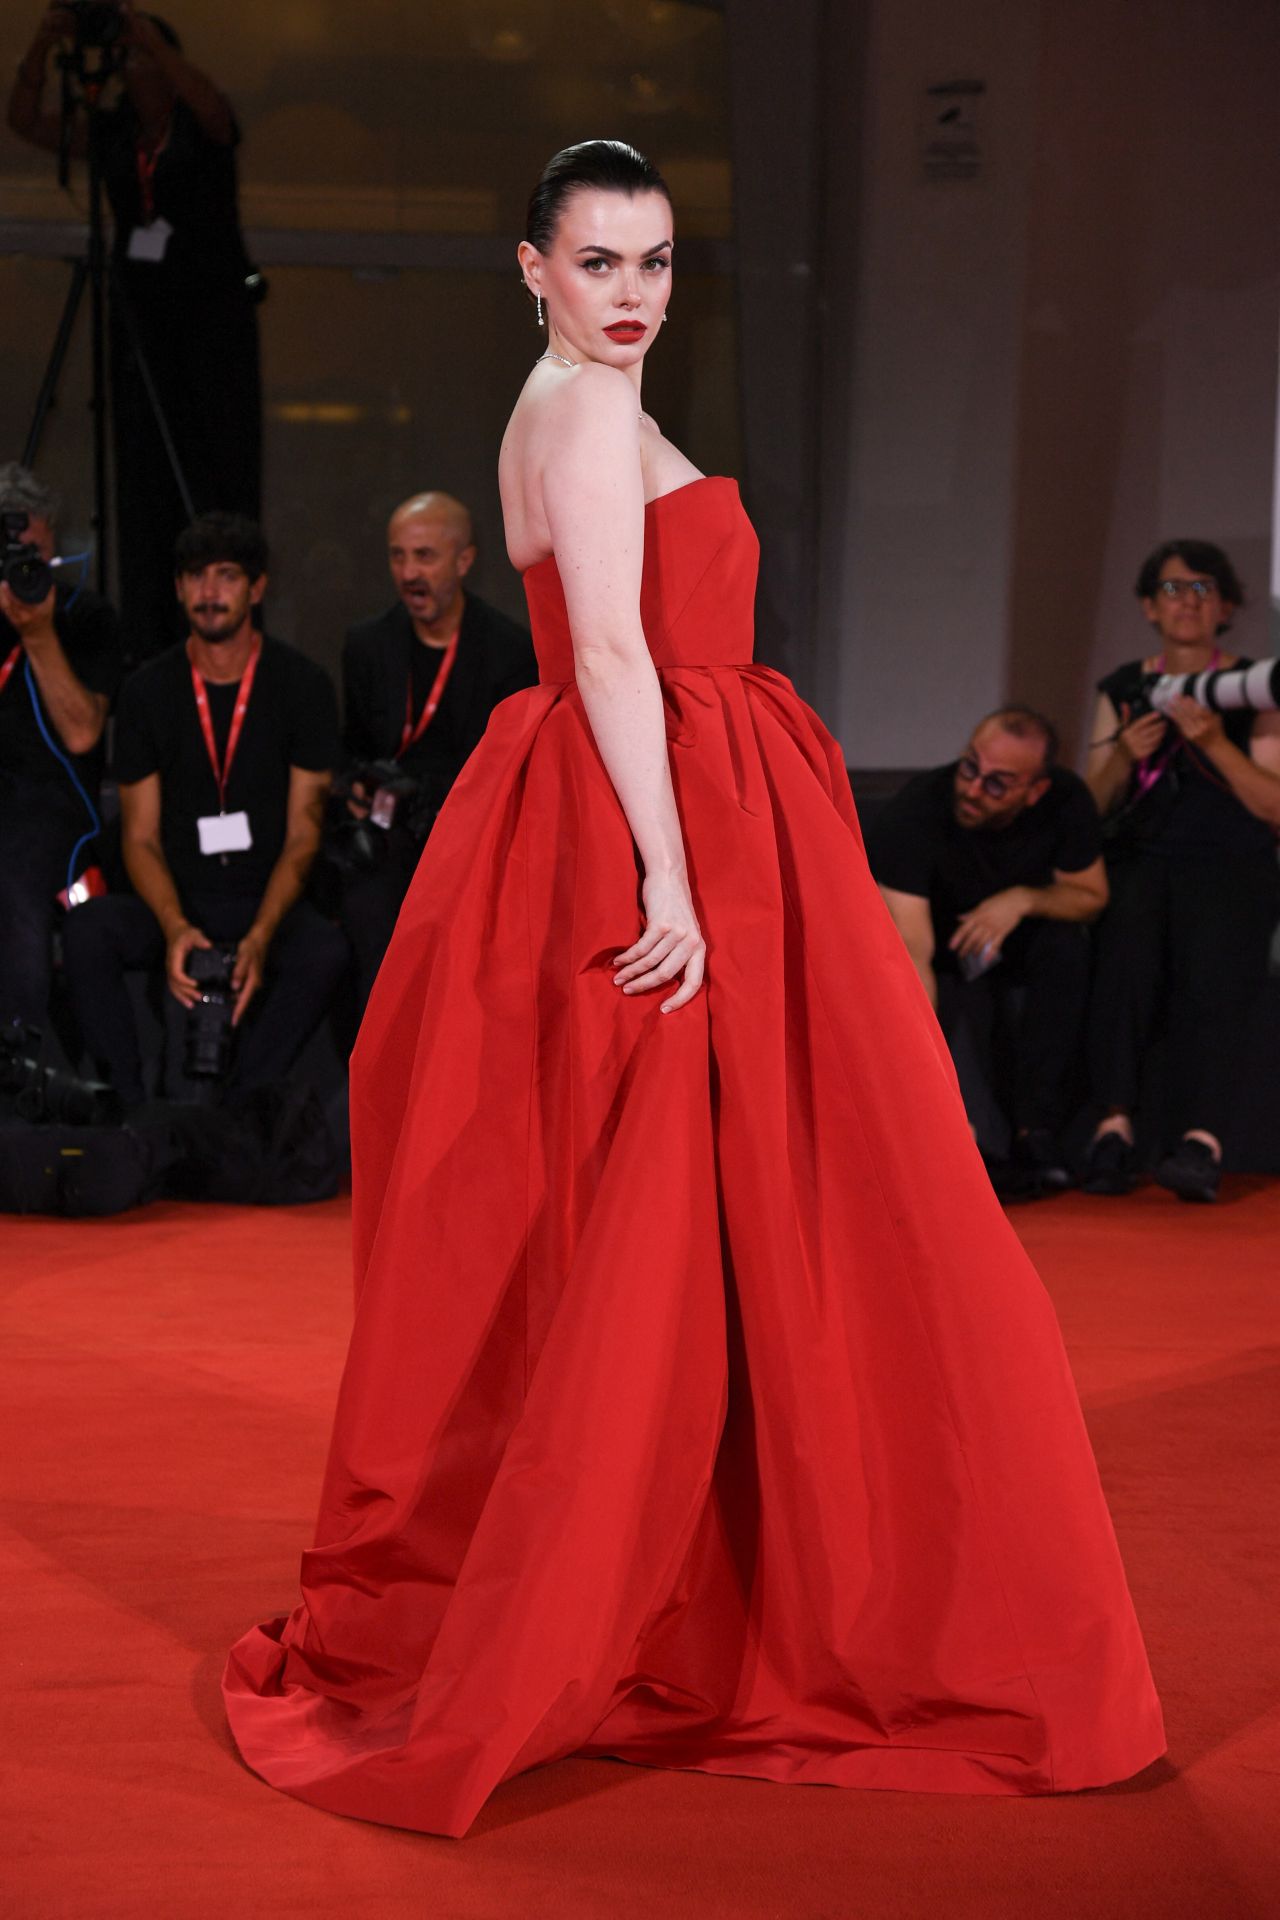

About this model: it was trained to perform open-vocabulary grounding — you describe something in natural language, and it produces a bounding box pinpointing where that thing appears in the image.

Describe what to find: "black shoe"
[1082,1131,1137,1196]
[1155,1137,1221,1204]
[1011,1128,1073,1195]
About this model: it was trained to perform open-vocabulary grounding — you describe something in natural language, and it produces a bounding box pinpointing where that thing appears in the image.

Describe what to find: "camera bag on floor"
[0,1117,180,1217]
[162,1082,340,1206]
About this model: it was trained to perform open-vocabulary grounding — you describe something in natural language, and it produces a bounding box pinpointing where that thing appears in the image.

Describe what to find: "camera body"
[184,945,240,1080]
[1,510,54,607]
[328,760,438,873]
[0,1019,119,1125]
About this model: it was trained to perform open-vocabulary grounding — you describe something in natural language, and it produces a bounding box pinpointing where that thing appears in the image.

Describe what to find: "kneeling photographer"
[64,512,348,1106]
[332,491,537,1014]
[0,463,121,1037]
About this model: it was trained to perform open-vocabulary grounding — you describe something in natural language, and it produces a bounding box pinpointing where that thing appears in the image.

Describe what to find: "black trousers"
[111,273,261,658]
[62,891,347,1106]
[338,848,419,1018]
[1087,850,1280,1143]
[0,787,90,1033]
[935,919,1091,1152]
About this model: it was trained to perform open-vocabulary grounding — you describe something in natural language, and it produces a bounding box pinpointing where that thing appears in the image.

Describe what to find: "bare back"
[499,365,703,574]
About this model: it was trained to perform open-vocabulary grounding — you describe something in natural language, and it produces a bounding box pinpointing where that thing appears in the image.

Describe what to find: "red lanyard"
[0,645,21,698]
[189,639,261,811]
[397,632,459,758]
[135,122,171,223]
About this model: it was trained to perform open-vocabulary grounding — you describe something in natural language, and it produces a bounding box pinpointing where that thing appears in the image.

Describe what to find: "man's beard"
[192,606,239,640]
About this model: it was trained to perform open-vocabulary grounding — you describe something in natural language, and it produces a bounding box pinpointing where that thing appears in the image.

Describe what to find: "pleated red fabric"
[223,477,1164,1836]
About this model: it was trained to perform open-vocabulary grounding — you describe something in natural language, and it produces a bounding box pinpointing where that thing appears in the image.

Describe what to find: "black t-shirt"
[867,763,1102,954]
[101,98,251,293]
[0,586,122,810]
[113,637,339,902]
[1097,660,1276,859]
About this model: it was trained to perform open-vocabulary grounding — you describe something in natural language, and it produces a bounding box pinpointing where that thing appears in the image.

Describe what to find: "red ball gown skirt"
[224,478,1164,1836]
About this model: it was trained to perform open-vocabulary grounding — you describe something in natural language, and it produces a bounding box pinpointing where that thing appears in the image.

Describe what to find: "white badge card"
[197,811,253,857]
[127,217,173,262]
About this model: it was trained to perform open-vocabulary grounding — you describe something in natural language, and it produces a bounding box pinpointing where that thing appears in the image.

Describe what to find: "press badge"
[127,217,173,262]
[198,810,253,857]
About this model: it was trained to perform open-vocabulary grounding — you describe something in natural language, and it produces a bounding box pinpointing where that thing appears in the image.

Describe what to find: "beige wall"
[1009,0,1280,756]
[827,0,1280,767]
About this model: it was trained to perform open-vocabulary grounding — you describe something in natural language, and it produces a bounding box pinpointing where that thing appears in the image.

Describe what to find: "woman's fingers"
[613,929,680,985]
[661,944,706,1013]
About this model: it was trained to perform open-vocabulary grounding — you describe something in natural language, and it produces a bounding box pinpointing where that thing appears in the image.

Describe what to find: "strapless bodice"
[521,475,759,683]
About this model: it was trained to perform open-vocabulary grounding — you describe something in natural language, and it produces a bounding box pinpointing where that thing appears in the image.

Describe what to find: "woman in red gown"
[224,141,1164,1837]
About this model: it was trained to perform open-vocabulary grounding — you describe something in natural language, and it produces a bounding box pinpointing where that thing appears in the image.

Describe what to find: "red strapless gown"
[223,477,1164,1835]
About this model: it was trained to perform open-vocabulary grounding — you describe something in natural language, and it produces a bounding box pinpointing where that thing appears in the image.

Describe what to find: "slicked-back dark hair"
[174,511,268,582]
[525,139,672,254]
[1135,538,1244,607]
[977,705,1060,773]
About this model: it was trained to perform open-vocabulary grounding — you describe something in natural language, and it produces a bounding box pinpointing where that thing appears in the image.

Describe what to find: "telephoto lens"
[183,947,240,1079]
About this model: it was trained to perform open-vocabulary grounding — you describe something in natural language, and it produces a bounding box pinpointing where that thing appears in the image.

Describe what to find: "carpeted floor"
[2,1182,1277,1919]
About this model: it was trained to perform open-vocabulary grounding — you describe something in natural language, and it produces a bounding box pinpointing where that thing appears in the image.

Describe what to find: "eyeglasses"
[955,755,1029,800]
[1155,579,1217,601]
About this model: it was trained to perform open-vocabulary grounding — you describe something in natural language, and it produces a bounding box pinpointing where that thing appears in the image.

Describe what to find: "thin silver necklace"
[534,351,651,423]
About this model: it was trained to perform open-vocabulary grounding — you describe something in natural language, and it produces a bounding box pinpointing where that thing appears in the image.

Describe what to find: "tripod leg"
[107,263,197,522]
[23,258,89,469]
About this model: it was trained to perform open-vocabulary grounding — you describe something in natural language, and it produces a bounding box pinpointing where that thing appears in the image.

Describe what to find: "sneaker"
[1011,1128,1073,1194]
[1155,1137,1221,1204]
[1082,1130,1137,1196]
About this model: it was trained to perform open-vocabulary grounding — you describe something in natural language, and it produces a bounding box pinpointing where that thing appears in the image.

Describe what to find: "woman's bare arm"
[540,365,704,1011]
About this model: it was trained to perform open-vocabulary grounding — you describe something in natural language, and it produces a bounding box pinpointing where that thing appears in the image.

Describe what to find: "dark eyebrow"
[574,240,673,259]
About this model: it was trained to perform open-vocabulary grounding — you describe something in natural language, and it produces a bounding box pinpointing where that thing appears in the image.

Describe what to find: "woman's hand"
[1167,694,1226,750]
[613,870,705,1013]
[1117,702,1168,763]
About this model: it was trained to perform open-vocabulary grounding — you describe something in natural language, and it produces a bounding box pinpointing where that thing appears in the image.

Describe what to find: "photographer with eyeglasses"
[869,708,1108,1196]
[1081,539,1280,1202]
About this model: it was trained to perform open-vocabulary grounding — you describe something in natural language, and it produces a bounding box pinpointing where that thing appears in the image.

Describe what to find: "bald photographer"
[332,492,538,1013]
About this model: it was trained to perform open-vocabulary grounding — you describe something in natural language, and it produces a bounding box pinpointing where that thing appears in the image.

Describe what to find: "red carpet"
[2,1183,1277,1918]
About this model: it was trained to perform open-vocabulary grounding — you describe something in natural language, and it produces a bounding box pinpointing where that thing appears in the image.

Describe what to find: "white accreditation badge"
[197,811,253,857]
[126,217,174,262]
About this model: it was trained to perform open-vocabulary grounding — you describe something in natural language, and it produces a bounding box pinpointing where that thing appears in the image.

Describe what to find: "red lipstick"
[605,322,646,342]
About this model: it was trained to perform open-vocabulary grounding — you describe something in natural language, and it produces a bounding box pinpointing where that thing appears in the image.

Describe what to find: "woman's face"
[522,188,673,368]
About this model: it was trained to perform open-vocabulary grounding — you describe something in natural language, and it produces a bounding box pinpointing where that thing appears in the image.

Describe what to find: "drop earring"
[536,293,544,327]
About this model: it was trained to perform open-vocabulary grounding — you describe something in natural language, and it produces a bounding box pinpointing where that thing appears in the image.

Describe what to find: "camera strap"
[0,645,20,698]
[189,638,262,811]
[397,630,459,758]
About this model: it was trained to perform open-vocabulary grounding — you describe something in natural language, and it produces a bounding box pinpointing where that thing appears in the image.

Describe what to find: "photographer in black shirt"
[63,514,346,1105]
[869,708,1107,1193]
[334,491,537,1012]
[0,464,122,1034]
[1083,540,1280,1202]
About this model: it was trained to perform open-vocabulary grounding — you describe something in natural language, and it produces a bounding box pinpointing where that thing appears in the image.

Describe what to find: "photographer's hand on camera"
[231,926,270,1026]
[346,779,372,821]
[1166,694,1226,750]
[0,576,108,758]
[166,921,212,1010]
[1116,702,1168,764]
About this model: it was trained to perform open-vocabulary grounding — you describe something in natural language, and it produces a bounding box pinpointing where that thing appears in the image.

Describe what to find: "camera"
[328,760,439,874]
[1,510,53,607]
[0,1019,119,1125]
[184,945,239,1080]
[68,1,125,53]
